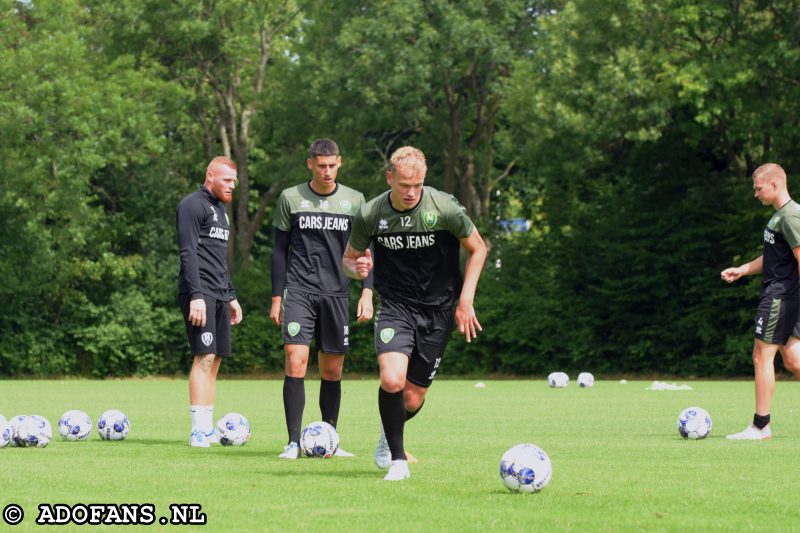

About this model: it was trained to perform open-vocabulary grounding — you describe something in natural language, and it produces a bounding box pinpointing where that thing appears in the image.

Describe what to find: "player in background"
[721,163,800,439]
[343,146,487,480]
[271,138,374,459]
[176,156,243,448]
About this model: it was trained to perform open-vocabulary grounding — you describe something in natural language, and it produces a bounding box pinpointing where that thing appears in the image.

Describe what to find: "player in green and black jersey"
[721,163,800,440]
[344,146,487,481]
[271,139,373,459]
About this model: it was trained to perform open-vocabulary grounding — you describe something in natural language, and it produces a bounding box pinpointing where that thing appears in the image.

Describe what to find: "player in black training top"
[343,146,487,481]
[176,156,243,448]
[721,163,800,440]
[271,139,373,459]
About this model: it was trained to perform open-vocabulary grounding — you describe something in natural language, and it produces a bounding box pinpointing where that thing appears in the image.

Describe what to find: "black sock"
[405,399,425,421]
[319,378,341,428]
[283,376,305,444]
[753,413,770,430]
[378,387,406,461]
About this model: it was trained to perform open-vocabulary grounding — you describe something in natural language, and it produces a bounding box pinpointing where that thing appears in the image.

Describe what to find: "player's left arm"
[456,227,488,343]
[357,287,374,323]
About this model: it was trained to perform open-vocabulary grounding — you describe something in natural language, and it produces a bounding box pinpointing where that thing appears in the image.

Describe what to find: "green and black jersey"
[762,200,800,298]
[273,182,365,296]
[349,187,474,308]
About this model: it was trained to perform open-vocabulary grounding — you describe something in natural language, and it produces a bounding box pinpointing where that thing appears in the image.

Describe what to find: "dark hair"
[309,138,339,159]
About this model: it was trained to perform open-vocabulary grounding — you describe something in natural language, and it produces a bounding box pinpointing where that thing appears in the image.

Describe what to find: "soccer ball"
[500,443,553,493]
[12,415,52,448]
[215,412,251,446]
[97,410,130,441]
[58,410,93,441]
[0,419,12,448]
[547,372,569,388]
[577,372,595,388]
[300,421,339,458]
[677,407,712,440]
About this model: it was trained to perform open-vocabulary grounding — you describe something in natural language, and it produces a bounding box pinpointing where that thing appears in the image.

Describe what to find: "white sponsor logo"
[209,227,229,240]
[428,357,442,380]
[300,200,312,208]
[379,219,388,230]
[201,332,214,347]
[298,215,349,231]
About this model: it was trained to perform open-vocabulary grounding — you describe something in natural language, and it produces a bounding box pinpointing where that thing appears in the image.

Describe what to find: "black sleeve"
[362,244,374,290]
[176,198,203,299]
[271,228,291,297]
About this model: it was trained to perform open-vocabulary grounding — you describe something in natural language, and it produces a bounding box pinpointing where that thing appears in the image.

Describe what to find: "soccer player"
[176,156,243,448]
[721,163,800,439]
[343,146,487,480]
[271,138,373,459]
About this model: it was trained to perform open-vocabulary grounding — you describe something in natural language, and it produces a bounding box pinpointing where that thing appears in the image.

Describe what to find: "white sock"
[190,405,214,434]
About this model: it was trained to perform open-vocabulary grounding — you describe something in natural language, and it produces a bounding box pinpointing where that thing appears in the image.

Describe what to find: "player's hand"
[357,290,374,323]
[189,298,207,328]
[229,299,243,325]
[269,296,282,326]
[455,301,482,343]
[355,249,373,280]
[721,267,744,283]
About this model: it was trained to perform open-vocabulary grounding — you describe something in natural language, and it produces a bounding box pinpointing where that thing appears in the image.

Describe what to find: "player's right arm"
[343,245,372,280]
[721,255,763,283]
[176,197,207,327]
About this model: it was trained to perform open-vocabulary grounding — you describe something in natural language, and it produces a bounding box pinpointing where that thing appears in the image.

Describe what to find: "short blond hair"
[753,163,786,184]
[389,146,427,174]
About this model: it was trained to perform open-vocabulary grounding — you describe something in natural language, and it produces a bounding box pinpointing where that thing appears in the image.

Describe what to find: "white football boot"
[189,430,210,448]
[383,459,410,481]
[333,446,354,457]
[726,423,772,440]
[279,441,301,459]
[206,429,220,445]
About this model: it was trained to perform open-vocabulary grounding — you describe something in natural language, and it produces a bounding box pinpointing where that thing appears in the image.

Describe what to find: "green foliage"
[4,0,800,377]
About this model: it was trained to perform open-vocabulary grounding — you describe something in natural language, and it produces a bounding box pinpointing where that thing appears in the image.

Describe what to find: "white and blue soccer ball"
[547,372,569,388]
[500,443,553,493]
[0,419,12,448]
[577,372,595,388]
[97,410,130,441]
[215,413,251,446]
[11,415,52,448]
[59,410,93,441]
[300,421,339,458]
[677,407,712,440]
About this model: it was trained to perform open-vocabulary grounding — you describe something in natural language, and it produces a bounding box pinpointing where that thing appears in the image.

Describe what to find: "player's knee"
[380,375,405,393]
[403,393,424,412]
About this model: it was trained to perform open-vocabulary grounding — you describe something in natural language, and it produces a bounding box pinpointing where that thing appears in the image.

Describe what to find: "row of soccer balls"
[548,372,594,388]
[500,407,713,494]
[0,410,131,448]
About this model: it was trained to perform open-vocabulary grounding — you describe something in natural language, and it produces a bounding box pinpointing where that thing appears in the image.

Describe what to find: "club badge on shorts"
[380,328,395,344]
[201,332,214,347]
[287,322,301,337]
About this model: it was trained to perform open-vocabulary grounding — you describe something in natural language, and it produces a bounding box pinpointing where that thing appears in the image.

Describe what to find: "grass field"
[1,378,799,532]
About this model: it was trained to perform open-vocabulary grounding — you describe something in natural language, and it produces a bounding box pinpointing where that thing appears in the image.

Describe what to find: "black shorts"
[282,288,349,354]
[179,294,232,356]
[375,297,454,388]
[754,295,799,345]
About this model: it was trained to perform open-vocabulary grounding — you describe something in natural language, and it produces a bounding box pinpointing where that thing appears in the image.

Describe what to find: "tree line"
[1,0,796,377]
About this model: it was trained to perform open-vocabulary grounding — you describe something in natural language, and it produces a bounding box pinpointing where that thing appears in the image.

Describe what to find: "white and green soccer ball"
[547,372,569,388]
[300,421,339,458]
[215,412,251,446]
[500,443,553,493]
[59,410,93,441]
[677,407,712,440]
[577,372,595,388]
[11,415,52,448]
[97,410,130,441]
